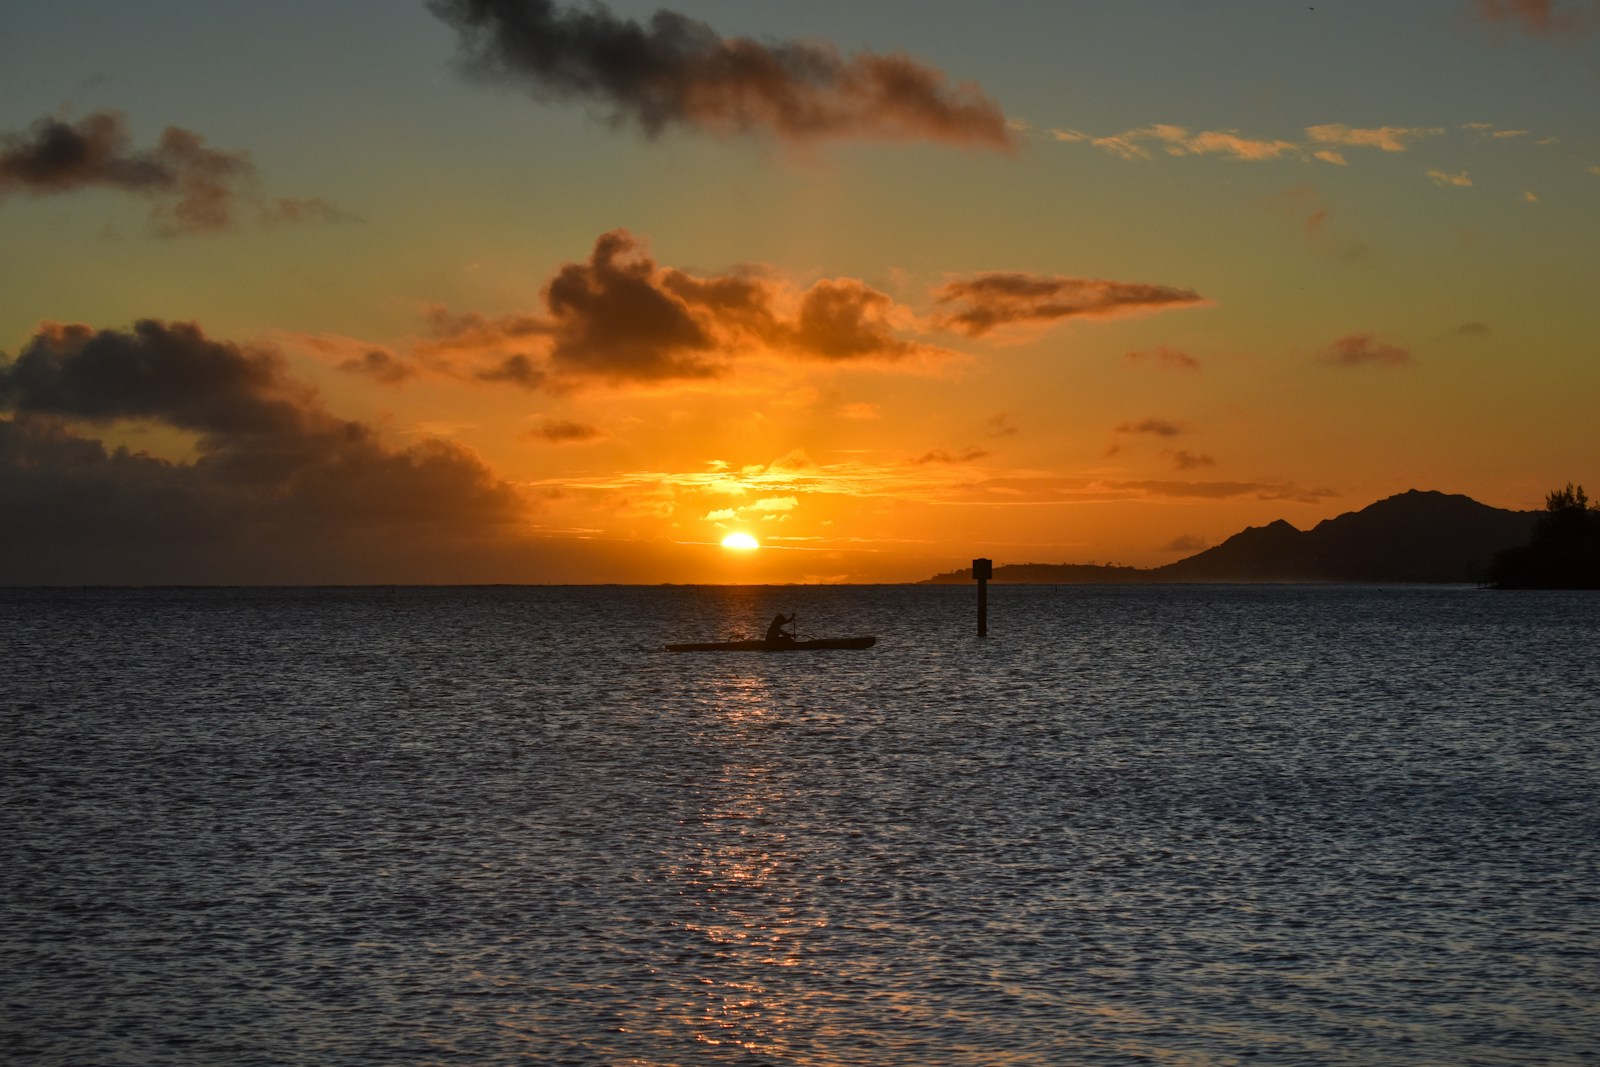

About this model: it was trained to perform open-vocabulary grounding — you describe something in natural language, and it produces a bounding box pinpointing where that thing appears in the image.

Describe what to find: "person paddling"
[765,612,796,643]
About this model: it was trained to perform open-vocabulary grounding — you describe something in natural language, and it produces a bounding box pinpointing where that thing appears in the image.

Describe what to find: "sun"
[721,532,760,551]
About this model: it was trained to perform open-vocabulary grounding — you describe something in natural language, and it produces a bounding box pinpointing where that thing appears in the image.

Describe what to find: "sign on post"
[973,557,992,636]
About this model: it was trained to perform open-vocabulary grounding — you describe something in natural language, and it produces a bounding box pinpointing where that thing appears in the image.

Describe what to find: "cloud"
[339,348,416,384]
[1428,168,1473,186]
[910,447,987,465]
[0,110,344,234]
[1113,418,1184,438]
[0,320,525,581]
[1105,418,1183,459]
[528,417,605,443]
[1305,124,1444,153]
[1068,123,1299,162]
[788,279,922,361]
[1113,479,1337,503]
[700,495,798,522]
[1125,345,1201,371]
[423,229,938,389]
[1456,321,1492,336]
[1166,127,1300,161]
[938,474,1339,506]
[1279,186,1373,261]
[933,273,1208,337]
[836,401,880,420]
[1476,0,1600,34]
[1061,121,1458,168]
[1164,449,1216,470]
[259,196,359,227]
[428,0,1014,151]
[1159,534,1209,554]
[1321,333,1413,367]
[543,229,722,382]
[2,320,315,434]
[984,412,1019,437]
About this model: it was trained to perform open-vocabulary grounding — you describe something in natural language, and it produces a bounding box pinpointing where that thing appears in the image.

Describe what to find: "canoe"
[663,635,877,653]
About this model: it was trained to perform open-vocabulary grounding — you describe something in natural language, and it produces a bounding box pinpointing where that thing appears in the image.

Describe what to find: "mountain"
[1159,490,1538,583]
[921,490,1539,585]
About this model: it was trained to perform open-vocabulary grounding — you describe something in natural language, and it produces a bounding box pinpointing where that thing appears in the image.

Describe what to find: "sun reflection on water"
[658,669,827,1058]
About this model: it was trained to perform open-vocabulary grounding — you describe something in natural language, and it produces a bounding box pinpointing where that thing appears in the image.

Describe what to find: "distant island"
[922,489,1544,585]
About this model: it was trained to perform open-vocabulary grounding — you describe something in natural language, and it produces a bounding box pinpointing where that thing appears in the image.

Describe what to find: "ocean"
[2,584,1596,1065]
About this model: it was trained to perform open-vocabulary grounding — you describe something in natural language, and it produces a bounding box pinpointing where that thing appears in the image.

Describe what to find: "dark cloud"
[934,273,1208,337]
[1477,0,1600,34]
[428,0,1015,151]
[1125,345,1201,371]
[528,417,605,443]
[0,110,347,234]
[787,279,920,362]
[422,229,933,389]
[1321,333,1413,367]
[1456,321,1492,336]
[0,320,526,582]
[544,229,722,381]
[1,320,314,435]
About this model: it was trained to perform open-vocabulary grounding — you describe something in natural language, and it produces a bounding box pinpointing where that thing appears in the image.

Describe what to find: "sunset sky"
[2,0,1597,584]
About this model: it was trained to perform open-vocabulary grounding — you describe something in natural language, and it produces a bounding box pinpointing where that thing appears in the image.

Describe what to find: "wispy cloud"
[1159,534,1209,553]
[341,348,416,384]
[1427,168,1473,187]
[1114,418,1184,438]
[1280,186,1372,261]
[0,110,346,234]
[428,0,1015,151]
[910,447,988,465]
[1125,345,1201,371]
[1059,123,1298,162]
[1106,417,1184,459]
[933,273,1208,337]
[1056,120,1449,168]
[528,418,606,444]
[1321,333,1413,367]
[984,412,1020,437]
[1163,449,1216,471]
[1305,124,1444,154]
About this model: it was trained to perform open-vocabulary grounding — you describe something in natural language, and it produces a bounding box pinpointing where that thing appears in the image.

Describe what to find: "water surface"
[2,585,1596,1065]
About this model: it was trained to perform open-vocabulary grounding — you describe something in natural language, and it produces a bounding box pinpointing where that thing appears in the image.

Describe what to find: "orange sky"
[2,1,1597,583]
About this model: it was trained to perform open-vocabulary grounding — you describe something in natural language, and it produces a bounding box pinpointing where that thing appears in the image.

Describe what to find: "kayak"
[663,635,877,653]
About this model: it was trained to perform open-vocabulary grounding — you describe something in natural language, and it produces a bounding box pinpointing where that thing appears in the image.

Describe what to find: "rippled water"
[2,585,1597,1065]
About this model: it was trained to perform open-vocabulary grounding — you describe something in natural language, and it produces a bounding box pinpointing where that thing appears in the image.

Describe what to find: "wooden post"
[973,557,992,637]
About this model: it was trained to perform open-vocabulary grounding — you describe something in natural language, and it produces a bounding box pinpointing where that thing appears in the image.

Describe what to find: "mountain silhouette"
[922,490,1538,584]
